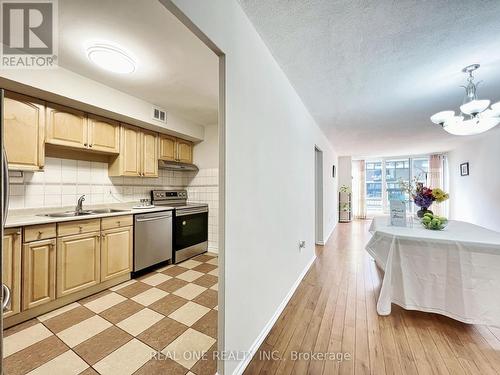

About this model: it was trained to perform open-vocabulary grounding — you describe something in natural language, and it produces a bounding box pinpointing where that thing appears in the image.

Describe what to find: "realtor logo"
[1,0,58,68]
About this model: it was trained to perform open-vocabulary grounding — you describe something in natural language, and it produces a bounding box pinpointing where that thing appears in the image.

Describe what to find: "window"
[365,162,382,211]
[365,156,429,214]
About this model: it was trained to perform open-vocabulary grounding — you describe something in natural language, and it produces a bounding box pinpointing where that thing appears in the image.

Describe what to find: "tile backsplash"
[8,157,219,253]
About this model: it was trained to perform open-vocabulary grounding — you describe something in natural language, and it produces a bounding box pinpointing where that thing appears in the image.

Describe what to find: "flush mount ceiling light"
[430,64,500,135]
[87,43,136,74]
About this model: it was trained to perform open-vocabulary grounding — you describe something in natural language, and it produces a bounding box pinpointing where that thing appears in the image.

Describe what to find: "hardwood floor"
[244,220,500,375]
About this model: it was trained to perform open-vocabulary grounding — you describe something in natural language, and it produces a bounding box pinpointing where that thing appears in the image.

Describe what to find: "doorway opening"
[0,1,224,375]
[315,147,324,245]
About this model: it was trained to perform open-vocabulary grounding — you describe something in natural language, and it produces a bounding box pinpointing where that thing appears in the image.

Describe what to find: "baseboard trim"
[231,254,317,375]
[316,222,336,246]
[324,222,337,244]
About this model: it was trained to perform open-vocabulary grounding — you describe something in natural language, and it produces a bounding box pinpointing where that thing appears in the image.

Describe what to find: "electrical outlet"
[299,241,306,251]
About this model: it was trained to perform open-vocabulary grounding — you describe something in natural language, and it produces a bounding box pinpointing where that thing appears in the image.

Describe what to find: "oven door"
[174,207,208,262]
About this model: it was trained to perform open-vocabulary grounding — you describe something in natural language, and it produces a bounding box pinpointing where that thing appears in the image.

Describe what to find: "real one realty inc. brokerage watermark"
[152,350,352,362]
[1,0,58,68]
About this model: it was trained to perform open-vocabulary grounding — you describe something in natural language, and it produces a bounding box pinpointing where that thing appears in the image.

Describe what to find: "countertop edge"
[5,206,174,228]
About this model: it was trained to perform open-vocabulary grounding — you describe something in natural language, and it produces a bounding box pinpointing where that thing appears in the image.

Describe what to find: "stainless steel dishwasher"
[134,210,173,272]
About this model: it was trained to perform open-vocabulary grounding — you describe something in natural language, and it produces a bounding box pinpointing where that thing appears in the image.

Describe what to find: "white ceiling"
[58,0,218,127]
[238,0,500,157]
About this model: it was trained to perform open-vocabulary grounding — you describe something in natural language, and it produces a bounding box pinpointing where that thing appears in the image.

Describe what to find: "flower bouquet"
[413,182,449,217]
[399,179,449,218]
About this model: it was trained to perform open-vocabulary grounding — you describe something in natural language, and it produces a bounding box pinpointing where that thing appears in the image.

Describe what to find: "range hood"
[158,160,199,171]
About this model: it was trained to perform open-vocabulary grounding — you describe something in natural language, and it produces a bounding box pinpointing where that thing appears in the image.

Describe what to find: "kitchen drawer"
[24,224,56,242]
[58,219,100,237]
[101,215,133,230]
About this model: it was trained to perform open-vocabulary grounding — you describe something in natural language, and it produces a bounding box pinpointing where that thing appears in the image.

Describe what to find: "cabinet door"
[57,232,100,298]
[4,92,45,171]
[2,229,21,317]
[177,139,193,164]
[109,125,141,176]
[159,135,176,161]
[22,239,56,310]
[88,114,120,154]
[141,131,158,177]
[101,226,132,282]
[46,103,88,149]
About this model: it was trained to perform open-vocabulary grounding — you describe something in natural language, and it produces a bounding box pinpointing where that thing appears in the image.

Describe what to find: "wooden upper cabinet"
[109,125,141,176]
[177,139,193,164]
[57,232,101,298]
[159,135,193,164]
[46,103,88,149]
[142,130,158,177]
[4,92,45,171]
[159,135,176,161]
[3,228,21,317]
[109,125,158,177]
[87,114,120,154]
[22,238,56,310]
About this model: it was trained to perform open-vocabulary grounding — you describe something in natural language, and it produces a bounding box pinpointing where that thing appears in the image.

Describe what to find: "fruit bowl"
[421,212,448,230]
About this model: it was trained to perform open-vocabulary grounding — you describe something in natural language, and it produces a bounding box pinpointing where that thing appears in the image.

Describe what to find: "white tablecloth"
[366,216,500,326]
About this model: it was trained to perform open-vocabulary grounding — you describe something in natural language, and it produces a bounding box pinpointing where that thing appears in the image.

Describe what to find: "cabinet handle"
[84,143,88,147]
[89,144,93,148]
[38,231,42,238]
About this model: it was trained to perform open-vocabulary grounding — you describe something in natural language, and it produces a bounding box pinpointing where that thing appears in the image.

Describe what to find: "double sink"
[38,208,128,218]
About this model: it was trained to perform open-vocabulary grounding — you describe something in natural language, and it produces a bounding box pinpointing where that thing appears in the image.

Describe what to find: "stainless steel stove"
[151,190,208,263]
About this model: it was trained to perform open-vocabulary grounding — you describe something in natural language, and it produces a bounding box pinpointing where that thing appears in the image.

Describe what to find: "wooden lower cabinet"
[57,232,101,298]
[101,226,133,282]
[22,238,56,310]
[3,229,22,317]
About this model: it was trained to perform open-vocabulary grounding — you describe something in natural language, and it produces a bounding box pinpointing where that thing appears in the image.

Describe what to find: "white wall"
[0,67,204,140]
[338,156,352,192]
[168,1,338,374]
[194,124,219,169]
[448,128,500,232]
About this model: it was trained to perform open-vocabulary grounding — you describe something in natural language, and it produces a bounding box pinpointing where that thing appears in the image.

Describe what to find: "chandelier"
[430,64,500,136]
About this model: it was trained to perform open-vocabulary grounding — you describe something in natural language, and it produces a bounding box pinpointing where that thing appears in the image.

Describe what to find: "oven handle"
[136,215,172,222]
[176,207,208,217]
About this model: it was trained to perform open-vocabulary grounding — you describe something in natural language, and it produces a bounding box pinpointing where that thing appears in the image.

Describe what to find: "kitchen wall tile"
[8,195,24,209]
[45,195,62,207]
[9,157,219,252]
[61,159,77,183]
[9,184,24,196]
[77,185,91,195]
[24,171,45,184]
[45,184,62,195]
[62,194,77,207]
[62,185,77,195]
[25,184,44,195]
[25,195,44,208]
[44,158,62,183]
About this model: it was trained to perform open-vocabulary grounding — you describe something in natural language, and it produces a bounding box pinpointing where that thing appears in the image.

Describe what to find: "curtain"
[429,154,445,216]
[352,160,367,219]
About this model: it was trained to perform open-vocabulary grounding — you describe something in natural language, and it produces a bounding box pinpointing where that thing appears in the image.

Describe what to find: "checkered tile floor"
[3,254,218,375]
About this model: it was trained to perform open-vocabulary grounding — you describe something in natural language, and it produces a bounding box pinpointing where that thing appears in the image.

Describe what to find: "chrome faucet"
[75,195,86,214]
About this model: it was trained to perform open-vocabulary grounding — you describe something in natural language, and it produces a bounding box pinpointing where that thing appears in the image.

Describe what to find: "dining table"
[365,216,500,326]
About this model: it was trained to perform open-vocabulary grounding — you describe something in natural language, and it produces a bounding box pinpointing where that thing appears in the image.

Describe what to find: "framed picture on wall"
[460,162,469,176]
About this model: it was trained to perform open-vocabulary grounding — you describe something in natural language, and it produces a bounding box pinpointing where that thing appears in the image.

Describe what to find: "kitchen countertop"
[5,202,174,228]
